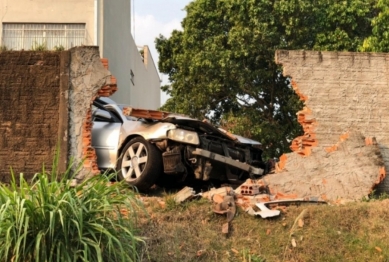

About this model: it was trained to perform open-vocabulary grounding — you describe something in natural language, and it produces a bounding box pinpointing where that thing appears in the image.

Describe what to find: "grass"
[137,191,389,262]
[0,154,145,262]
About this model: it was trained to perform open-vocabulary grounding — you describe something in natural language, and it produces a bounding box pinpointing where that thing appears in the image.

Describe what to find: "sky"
[132,0,192,104]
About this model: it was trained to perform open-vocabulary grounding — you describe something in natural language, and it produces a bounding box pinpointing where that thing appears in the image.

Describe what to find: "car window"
[92,100,122,123]
[92,106,121,123]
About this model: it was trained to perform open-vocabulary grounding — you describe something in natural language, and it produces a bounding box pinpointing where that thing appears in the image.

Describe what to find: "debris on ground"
[202,186,234,200]
[203,186,238,233]
[174,186,196,203]
[246,203,281,218]
[212,195,236,234]
[185,130,383,235]
[163,134,382,229]
[235,179,269,195]
[164,177,327,235]
[202,178,327,225]
[265,131,386,202]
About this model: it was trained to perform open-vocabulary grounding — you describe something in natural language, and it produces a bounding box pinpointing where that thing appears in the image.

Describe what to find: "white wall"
[130,45,161,109]
[102,0,160,109]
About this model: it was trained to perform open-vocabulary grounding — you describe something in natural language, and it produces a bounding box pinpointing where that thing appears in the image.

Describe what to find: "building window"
[2,23,87,50]
[130,70,135,85]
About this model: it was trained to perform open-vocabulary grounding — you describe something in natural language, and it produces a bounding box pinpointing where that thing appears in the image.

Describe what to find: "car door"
[91,106,122,169]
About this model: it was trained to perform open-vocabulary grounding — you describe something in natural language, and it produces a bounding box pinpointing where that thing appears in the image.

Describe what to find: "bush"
[0,159,144,262]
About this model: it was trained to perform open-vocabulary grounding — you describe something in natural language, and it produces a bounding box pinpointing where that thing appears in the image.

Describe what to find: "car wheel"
[117,137,162,191]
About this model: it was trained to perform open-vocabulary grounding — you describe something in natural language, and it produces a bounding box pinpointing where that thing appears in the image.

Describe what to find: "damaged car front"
[92,97,268,191]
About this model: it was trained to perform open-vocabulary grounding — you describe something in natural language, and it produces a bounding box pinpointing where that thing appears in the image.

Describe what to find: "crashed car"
[91,97,268,191]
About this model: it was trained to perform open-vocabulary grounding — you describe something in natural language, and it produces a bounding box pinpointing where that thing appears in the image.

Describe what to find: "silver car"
[92,97,267,191]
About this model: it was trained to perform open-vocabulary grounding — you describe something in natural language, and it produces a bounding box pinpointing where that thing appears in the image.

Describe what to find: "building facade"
[0,0,161,109]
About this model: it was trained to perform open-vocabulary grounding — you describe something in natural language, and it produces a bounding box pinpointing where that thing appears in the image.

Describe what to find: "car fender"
[118,121,177,149]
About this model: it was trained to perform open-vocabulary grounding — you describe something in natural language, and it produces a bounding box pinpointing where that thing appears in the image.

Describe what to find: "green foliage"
[361,0,389,52]
[242,249,266,262]
[156,0,380,157]
[31,41,48,51]
[0,157,144,261]
[362,190,389,202]
[54,45,65,51]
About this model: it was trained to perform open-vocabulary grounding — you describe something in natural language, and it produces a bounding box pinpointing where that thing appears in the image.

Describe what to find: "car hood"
[160,117,261,145]
[113,101,261,145]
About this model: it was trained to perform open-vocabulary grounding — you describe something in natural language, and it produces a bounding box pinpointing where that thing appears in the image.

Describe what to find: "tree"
[361,0,389,52]
[156,0,377,158]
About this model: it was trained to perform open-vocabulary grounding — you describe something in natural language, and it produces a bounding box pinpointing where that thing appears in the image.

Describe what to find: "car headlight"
[167,129,200,145]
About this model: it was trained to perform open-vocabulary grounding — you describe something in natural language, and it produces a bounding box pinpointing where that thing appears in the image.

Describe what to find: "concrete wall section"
[264,131,385,201]
[68,46,111,182]
[275,51,389,163]
[271,50,389,199]
[0,51,67,181]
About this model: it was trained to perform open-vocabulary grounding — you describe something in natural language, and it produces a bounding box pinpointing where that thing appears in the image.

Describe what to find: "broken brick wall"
[68,47,113,182]
[0,47,114,183]
[270,50,389,200]
[0,51,69,182]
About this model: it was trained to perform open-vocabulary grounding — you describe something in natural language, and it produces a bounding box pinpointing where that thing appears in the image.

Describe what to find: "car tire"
[116,137,163,191]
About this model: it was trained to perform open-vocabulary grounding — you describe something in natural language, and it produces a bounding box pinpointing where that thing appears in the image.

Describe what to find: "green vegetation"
[54,45,66,51]
[156,0,388,158]
[0,157,144,262]
[0,45,9,52]
[363,190,389,202]
[31,42,48,51]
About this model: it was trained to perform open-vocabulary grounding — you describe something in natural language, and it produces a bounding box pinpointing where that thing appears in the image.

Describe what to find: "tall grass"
[0,154,144,262]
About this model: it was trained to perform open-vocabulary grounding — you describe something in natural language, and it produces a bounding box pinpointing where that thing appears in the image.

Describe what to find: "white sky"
[132,0,192,105]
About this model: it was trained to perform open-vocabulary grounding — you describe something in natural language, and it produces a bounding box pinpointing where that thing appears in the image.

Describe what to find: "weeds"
[362,190,389,202]
[54,45,65,51]
[0,153,144,262]
[31,41,47,51]
[0,45,9,52]
[242,249,266,262]
[164,194,181,211]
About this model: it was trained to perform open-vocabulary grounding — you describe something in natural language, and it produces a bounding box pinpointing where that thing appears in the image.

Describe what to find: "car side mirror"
[93,109,112,121]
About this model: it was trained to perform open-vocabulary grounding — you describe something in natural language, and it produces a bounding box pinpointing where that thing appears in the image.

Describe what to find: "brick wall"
[0,47,116,183]
[0,51,68,181]
[265,50,389,200]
